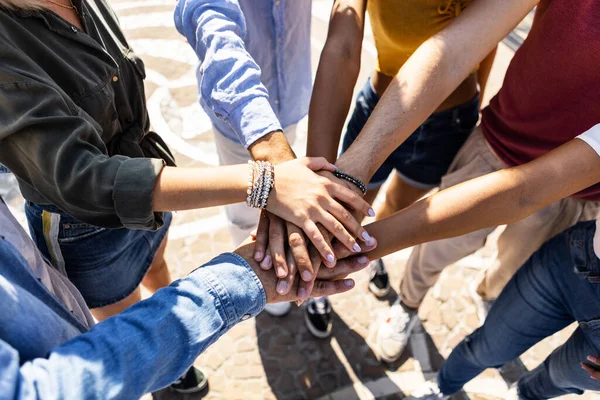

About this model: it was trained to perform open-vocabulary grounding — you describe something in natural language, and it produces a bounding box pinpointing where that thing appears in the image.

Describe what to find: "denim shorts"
[25,202,172,309]
[341,79,480,189]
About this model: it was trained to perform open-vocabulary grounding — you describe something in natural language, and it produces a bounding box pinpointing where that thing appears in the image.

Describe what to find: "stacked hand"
[254,157,376,300]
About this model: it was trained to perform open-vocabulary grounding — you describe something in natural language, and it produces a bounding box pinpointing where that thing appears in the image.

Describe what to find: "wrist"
[249,130,296,164]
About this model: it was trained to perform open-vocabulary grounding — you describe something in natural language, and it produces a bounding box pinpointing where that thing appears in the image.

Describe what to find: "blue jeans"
[438,220,600,398]
[341,79,479,189]
[25,202,172,308]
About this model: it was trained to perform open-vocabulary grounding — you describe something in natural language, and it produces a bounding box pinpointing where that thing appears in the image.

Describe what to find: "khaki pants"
[400,127,600,308]
[213,126,298,246]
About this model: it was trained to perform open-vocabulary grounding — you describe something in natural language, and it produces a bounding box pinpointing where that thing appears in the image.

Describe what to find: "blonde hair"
[0,0,46,10]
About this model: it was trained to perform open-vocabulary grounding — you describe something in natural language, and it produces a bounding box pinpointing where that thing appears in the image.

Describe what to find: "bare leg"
[92,287,142,321]
[376,173,430,220]
[141,234,172,294]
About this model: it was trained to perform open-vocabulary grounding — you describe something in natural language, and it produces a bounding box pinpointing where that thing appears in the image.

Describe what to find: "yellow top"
[368,0,473,76]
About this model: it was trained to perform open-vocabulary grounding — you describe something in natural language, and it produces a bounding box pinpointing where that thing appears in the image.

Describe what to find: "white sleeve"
[576,124,600,156]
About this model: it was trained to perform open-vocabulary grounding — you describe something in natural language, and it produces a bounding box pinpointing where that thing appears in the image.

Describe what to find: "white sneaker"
[407,381,449,400]
[506,384,524,400]
[264,302,291,317]
[377,298,419,362]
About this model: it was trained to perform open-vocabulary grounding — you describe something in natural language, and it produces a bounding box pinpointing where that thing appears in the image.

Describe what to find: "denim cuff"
[190,253,266,327]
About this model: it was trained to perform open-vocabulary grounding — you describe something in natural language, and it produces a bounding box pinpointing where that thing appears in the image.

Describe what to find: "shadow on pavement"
[256,305,401,399]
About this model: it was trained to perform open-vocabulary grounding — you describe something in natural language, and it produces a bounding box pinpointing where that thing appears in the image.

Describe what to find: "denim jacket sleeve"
[0,253,266,400]
[174,0,282,148]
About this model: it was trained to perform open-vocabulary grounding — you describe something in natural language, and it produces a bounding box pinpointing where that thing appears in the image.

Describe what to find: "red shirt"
[482,0,600,201]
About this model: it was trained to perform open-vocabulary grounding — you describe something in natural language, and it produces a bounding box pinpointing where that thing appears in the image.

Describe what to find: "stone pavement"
[1,1,598,399]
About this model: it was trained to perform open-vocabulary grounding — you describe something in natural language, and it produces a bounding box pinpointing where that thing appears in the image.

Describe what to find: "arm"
[174,0,281,149]
[362,128,600,260]
[477,45,498,106]
[306,0,367,162]
[335,0,538,183]
[0,243,368,400]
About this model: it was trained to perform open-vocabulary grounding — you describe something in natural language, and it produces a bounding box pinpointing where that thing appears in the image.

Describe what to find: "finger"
[276,249,297,296]
[317,255,370,280]
[326,199,375,247]
[254,212,270,262]
[588,356,600,366]
[581,363,600,380]
[330,183,375,217]
[269,214,288,278]
[286,222,314,282]
[303,157,337,173]
[312,224,334,268]
[310,278,356,298]
[302,220,336,267]
[318,211,362,254]
[332,236,378,260]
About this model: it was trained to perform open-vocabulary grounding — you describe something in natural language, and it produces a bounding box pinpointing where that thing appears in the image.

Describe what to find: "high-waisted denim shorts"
[25,202,172,308]
[342,78,480,190]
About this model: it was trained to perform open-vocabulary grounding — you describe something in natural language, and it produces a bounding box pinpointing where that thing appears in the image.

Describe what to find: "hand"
[266,157,375,263]
[234,241,370,303]
[582,356,600,380]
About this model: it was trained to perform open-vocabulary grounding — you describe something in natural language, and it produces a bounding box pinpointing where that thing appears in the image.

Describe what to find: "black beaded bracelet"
[333,169,367,195]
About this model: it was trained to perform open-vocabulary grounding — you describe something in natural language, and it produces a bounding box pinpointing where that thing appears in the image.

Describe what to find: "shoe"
[264,302,292,317]
[368,259,391,297]
[506,384,524,400]
[377,298,419,362]
[407,381,449,400]
[304,297,333,338]
[469,282,495,324]
[170,366,208,394]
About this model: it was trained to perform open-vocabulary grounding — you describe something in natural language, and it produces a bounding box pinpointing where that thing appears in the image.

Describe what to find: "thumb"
[303,157,337,172]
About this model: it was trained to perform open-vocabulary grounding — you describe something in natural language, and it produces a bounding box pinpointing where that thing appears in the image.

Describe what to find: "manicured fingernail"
[298,288,308,299]
[361,231,372,241]
[327,254,335,263]
[254,250,262,261]
[588,356,598,363]
[343,279,354,288]
[330,163,338,170]
[366,237,376,247]
[353,243,361,252]
[368,208,376,217]
[302,271,312,281]
[277,280,288,294]
[277,266,286,278]
[358,255,369,264]
[260,255,271,269]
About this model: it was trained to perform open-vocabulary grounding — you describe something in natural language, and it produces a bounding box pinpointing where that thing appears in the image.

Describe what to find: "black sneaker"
[368,259,390,298]
[170,366,208,394]
[304,297,333,338]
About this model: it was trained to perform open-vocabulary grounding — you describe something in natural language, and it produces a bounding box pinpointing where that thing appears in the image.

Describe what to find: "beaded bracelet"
[246,160,275,209]
[332,169,367,195]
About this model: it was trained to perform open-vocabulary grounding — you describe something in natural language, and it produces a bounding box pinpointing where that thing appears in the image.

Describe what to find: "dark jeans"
[341,78,479,189]
[438,220,600,399]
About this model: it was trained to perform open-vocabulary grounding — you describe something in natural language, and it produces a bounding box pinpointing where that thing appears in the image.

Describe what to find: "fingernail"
[277,266,286,278]
[260,255,271,269]
[368,208,376,217]
[358,255,369,264]
[352,243,361,252]
[277,280,288,294]
[298,288,308,299]
[588,356,598,363]
[327,254,335,263]
[254,250,262,261]
[366,237,376,247]
[343,279,354,288]
[302,271,313,281]
[330,163,338,170]
[361,231,372,241]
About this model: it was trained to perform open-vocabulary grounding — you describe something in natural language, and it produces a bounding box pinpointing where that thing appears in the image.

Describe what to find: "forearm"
[248,130,296,164]
[336,0,537,182]
[307,0,365,161]
[364,138,600,259]
[8,254,265,400]
[307,45,361,160]
[153,165,248,211]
